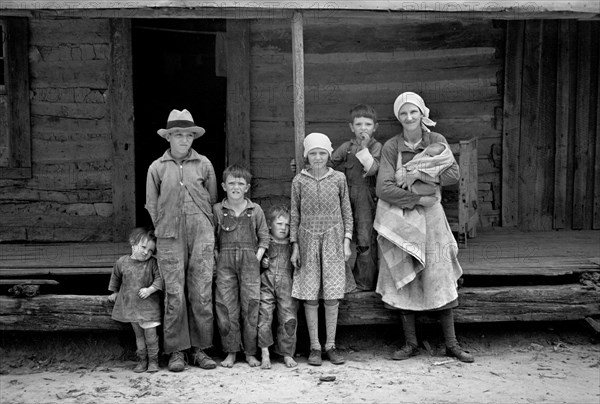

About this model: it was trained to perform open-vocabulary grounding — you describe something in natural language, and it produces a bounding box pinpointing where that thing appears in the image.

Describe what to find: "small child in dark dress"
[108,227,163,373]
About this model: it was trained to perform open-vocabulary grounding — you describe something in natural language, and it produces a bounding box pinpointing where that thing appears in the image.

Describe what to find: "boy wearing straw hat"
[146,109,218,372]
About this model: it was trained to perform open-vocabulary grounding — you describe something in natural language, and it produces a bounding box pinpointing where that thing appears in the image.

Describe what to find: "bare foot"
[260,348,271,369]
[283,355,297,368]
[221,352,236,368]
[246,355,260,367]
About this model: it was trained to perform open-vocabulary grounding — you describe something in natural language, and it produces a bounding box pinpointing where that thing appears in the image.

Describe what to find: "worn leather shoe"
[193,350,217,369]
[168,351,186,372]
[446,345,474,363]
[325,348,345,365]
[391,344,418,360]
[307,349,322,366]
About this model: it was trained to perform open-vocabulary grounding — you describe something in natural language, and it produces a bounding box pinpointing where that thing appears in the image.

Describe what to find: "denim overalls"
[257,239,299,356]
[215,204,262,355]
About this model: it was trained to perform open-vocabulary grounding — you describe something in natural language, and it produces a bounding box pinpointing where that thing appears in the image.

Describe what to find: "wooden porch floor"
[1,229,598,277]
[0,230,598,330]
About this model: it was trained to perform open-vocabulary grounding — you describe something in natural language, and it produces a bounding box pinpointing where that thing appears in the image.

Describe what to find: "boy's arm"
[355,141,382,177]
[145,163,160,225]
[255,206,270,251]
[205,161,218,205]
[212,204,221,253]
[329,142,348,170]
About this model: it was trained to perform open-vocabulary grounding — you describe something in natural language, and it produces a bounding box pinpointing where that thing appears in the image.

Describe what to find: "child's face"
[349,117,378,143]
[166,131,194,158]
[222,175,250,201]
[131,237,156,262]
[307,148,329,169]
[269,214,290,241]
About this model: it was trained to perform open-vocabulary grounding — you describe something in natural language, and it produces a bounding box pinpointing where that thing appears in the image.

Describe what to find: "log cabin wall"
[0,18,113,242]
[249,15,505,227]
[503,20,599,231]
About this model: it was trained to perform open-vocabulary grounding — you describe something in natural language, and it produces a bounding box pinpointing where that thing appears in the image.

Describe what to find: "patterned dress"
[290,168,356,300]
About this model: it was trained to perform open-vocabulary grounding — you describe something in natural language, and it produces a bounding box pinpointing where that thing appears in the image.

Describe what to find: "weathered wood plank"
[29,19,110,46]
[2,284,598,331]
[4,18,31,173]
[519,20,544,230]
[553,20,575,229]
[109,19,135,242]
[292,11,305,173]
[30,60,109,88]
[502,20,524,227]
[595,53,600,230]
[32,138,112,164]
[573,22,594,229]
[225,20,251,168]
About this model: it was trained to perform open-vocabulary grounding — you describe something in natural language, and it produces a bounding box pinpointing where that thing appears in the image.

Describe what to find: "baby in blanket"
[395,142,453,195]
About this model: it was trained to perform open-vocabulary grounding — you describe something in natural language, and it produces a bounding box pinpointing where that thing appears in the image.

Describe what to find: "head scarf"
[303,132,333,157]
[393,92,436,132]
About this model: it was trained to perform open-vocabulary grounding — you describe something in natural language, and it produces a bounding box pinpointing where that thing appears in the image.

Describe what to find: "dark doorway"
[132,19,227,227]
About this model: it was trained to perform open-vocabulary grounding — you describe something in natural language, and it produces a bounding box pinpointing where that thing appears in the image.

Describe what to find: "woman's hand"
[107,292,118,303]
[343,238,352,262]
[291,243,300,269]
[411,181,437,196]
[418,196,438,207]
[261,256,270,268]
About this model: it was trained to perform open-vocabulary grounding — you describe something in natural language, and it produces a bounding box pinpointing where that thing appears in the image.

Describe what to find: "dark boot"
[133,349,148,373]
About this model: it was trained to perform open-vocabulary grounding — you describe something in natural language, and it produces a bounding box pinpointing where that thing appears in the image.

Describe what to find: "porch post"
[292,11,305,172]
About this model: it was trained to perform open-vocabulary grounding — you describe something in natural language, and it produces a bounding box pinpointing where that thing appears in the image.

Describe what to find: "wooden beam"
[225,20,251,169]
[573,22,594,229]
[2,1,599,14]
[2,284,599,331]
[1,18,31,180]
[109,19,136,241]
[292,11,305,173]
[501,20,524,227]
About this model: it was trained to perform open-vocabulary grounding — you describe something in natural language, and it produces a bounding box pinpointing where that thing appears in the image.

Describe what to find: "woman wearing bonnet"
[374,92,474,363]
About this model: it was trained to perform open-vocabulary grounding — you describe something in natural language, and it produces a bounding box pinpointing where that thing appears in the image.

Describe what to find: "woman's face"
[397,102,423,132]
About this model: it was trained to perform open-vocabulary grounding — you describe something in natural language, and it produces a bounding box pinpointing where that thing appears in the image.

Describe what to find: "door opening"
[132,19,227,227]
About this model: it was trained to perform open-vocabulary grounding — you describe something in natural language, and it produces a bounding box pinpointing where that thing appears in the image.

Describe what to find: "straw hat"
[157,109,205,139]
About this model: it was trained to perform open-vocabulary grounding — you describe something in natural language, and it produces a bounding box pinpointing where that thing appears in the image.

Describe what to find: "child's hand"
[291,243,300,269]
[343,238,352,262]
[261,256,270,268]
[359,133,371,149]
[138,287,156,299]
[108,292,118,303]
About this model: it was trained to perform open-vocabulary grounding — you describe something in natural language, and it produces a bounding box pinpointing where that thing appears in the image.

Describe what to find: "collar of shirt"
[397,131,435,153]
[160,148,202,163]
[220,197,255,213]
[270,236,290,245]
[300,167,335,180]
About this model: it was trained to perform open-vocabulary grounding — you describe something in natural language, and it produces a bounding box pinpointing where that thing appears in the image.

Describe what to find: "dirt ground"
[1,321,599,404]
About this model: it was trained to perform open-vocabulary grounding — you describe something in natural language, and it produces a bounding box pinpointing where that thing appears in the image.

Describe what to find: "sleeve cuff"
[344,233,353,240]
[355,148,374,172]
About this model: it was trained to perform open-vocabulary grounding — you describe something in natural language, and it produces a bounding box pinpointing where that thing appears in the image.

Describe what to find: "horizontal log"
[30,60,109,88]
[2,284,599,331]
[0,279,59,285]
[29,19,110,46]
[339,285,600,325]
[31,102,107,120]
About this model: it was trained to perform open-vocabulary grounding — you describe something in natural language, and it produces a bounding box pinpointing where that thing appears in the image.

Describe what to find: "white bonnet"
[393,92,436,132]
[303,132,333,158]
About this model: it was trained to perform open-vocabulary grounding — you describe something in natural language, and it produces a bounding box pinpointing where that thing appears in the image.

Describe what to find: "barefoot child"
[108,227,163,373]
[258,205,299,369]
[291,132,355,366]
[213,164,269,368]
